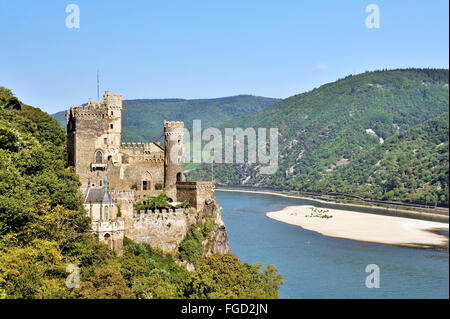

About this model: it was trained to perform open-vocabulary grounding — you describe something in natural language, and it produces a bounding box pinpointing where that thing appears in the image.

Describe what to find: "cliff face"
[200,197,230,256]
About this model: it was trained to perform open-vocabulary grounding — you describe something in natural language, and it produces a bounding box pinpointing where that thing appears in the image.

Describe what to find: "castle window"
[110,124,113,129]
[104,206,109,220]
[95,151,103,163]
[176,172,182,182]
[108,155,112,162]
[104,138,107,145]
[99,180,103,187]
[104,233,111,245]
[111,111,114,116]
[142,180,151,191]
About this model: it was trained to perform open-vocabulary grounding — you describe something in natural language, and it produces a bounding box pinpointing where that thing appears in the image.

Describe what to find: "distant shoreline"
[215,187,449,223]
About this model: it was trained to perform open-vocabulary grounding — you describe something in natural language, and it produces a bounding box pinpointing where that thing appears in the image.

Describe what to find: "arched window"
[95,151,103,163]
[142,172,152,190]
[176,172,182,182]
[104,206,109,220]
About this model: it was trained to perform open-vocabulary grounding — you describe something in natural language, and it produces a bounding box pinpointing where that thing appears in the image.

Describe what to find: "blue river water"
[215,190,449,299]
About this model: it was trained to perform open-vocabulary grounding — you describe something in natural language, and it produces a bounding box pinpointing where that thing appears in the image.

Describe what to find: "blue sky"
[0,0,448,113]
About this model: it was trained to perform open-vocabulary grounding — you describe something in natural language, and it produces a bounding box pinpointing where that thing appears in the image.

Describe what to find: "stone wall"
[176,181,215,211]
[131,208,195,251]
[109,190,134,239]
[129,198,230,256]
[107,158,164,192]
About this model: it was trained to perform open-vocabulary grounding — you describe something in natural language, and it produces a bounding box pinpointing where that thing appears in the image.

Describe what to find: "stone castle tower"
[66,91,123,193]
[65,91,184,194]
[164,120,185,189]
[65,91,220,254]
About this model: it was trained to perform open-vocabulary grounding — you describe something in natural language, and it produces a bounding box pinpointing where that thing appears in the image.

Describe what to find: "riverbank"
[216,188,449,223]
[266,205,449,249]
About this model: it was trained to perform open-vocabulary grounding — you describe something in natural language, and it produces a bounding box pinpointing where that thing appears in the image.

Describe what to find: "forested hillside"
[186,69,449,206]
[52,95,280,142]
[0,87,282,299]
[313,113,449,205]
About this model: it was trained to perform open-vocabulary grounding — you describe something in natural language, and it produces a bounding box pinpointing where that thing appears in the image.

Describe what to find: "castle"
[65,91,226,255]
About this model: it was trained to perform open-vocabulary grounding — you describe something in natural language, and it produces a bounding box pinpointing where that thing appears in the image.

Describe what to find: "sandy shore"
[216,188,449,222]
[266,205,449,248]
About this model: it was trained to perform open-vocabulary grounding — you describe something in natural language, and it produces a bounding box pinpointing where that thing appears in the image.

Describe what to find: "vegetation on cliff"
[186,69,449,206]
[0,88,282,299]
[178,221,215,266]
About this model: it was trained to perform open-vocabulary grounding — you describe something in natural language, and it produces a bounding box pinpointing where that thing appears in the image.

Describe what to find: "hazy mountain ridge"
[52,95,280,142]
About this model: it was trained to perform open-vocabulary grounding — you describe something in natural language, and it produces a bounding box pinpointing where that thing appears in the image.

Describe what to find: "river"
[216,190,449,298]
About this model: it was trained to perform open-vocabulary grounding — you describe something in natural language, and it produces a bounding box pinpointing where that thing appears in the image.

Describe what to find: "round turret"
[164,120,185,188]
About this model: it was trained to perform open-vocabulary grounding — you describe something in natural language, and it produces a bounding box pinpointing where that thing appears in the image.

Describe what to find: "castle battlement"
[133,207,186,218]
[121,142,156,149]
[164,120,184,128]
[65,92,122,122]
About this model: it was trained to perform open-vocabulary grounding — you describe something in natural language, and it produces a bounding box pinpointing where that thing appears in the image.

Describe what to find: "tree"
[132,274,177,299]
[187,254,282,299]
[74,263,135,299]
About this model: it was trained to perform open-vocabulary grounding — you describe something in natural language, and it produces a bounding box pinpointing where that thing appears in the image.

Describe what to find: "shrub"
[178,221,214,266]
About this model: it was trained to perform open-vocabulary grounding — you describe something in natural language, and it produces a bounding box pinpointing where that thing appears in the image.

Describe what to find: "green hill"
[52,95,280,142]
[186,69,449,206]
